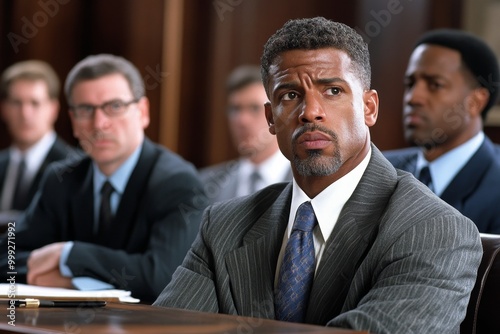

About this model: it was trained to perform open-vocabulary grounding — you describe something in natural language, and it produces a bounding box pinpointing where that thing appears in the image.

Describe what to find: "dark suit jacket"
[199,159,293,204]
[384,137,500,233]
[0,137,73,210]
[0,138,207,303]
[154,146,482,333]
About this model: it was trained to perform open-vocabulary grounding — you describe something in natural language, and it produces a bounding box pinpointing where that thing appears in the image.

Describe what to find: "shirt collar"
[93,142,143,196]
[416,132,484,196]
[10,131,57,171]
[289,147,371,242]
[239,150,290,183]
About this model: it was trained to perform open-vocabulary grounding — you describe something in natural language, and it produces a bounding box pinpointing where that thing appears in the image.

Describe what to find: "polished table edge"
[1,301,369,333]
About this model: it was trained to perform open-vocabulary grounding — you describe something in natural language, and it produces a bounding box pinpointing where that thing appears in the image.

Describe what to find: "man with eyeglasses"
[0,54,207,303]
[0,60,74,223]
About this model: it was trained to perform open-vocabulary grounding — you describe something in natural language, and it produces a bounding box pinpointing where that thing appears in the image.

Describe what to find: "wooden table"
[0,302,369,333]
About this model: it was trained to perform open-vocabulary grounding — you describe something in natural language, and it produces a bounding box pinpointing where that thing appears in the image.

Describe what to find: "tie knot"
[250,169,260,182]
[293,201,316,232]
[101,181,114,197]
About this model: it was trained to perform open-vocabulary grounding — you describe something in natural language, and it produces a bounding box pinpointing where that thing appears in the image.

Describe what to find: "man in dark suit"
[154,18,482,333]
[384,29,500,234]
[199,65,291,204]
[0,60,73,219]
[0,54,207,303]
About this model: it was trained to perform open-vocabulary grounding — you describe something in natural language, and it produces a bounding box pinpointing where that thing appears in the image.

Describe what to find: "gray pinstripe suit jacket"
[154,146,482,334]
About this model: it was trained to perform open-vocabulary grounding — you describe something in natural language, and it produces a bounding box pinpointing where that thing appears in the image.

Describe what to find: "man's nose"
[299,93,325,124]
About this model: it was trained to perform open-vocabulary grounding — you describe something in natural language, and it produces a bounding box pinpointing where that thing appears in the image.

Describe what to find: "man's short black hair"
[260,17,371,96]
[415,29,500,118]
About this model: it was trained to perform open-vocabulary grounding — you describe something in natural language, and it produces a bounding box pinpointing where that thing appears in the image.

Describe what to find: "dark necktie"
[98,181,115,234]
[418,166,433,188]
[12,158,28,210]
[248,169,261,194]
[275,201,317,322]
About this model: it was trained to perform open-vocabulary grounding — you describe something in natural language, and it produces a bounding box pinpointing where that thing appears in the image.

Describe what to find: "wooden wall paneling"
[429,0,464,28]
[174,0,213,166]
[159,0,183,152]
[202,1,240,167]
[83,1,129,55]
[356,0,432,150]
[125,0,165,145]
[0,1,11,148]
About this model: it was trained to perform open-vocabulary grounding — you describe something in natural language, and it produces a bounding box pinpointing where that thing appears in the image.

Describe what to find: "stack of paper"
[0,283,139,303]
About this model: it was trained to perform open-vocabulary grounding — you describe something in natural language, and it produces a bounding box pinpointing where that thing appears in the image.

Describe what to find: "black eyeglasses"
[69,98,140,120]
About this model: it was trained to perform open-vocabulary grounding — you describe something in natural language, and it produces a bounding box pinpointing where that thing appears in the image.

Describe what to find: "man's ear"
[264,102,276,135]
[363,89,379,127]
[137,96,150,129]
[467,87,489,118]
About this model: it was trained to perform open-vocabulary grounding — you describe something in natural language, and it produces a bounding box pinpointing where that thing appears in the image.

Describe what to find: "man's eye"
[428,81,444,91]
[326,87,341,96]
[282,92,298,101]
[76,105,94,114]
[403,79,414,89]
[108,101,125,111]
[250,105,261,113]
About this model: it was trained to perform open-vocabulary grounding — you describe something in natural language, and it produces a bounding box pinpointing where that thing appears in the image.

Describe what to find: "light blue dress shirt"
[59,143,143,290]
[415,132,484,196]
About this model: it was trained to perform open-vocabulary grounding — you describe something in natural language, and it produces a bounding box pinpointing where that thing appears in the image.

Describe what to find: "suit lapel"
[70,158,95,242]
[27,137,70,202]
[106,139,159,248]
[0,152,9,194]
[385,148,420,174]
[306,146,398,325]
[225,184,292,319]
[440,138,495,210]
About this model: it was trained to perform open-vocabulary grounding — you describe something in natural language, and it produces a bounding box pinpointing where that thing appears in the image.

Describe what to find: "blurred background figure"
[200,65,291,204]
[0,60,73,223]
[0,54,206,303]
[384,29,500,234]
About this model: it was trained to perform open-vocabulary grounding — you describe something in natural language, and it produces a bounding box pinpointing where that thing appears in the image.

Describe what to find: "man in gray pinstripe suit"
[154,17,482,333]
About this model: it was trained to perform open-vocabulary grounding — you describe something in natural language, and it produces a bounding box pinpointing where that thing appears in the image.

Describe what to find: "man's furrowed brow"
[274,81,299,91]
[316,77,346,85]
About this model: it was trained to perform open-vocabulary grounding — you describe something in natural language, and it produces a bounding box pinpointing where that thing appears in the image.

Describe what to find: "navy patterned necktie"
[275,201,317,322]
[418,165,433,188]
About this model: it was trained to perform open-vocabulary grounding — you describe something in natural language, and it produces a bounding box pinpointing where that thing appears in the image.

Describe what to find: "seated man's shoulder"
[382,146,419,165]
[203,182,288,232]
[387,170,470,225]
[151,142,199,176]
[198,160,239,182]
[43,150,90,184]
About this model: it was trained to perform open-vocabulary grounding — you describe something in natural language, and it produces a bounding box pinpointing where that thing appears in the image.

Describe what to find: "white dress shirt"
[236,150,290,197]
[274,148,371,288]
